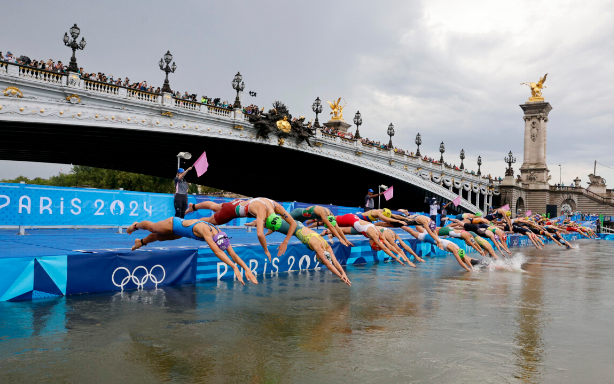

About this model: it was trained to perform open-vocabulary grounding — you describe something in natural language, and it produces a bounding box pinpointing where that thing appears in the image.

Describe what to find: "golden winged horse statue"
[327,98,346,121]
[521,73,548,101]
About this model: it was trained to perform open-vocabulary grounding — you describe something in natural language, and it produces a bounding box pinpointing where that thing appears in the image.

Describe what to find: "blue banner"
[0,183,197,226]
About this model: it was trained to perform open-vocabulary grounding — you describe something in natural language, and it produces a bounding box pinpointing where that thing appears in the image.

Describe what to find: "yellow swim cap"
[506,211,511,217]
[383,208,392,218]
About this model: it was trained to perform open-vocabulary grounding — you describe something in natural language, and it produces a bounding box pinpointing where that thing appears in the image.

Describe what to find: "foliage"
[1,166,217,194]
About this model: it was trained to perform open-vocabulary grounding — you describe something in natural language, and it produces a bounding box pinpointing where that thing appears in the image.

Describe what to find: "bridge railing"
[84,79,120,95]
[16,64,64,85]
[173,98,201,112]
[126,88,159,103]
[206,105,232,118]
[0,61,7,74]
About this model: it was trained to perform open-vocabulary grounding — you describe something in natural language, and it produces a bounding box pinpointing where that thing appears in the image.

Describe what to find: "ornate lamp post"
[232,72,245,109]
[477,155,482,175]
[387,123,395,148]
[415,133,422,157]
[312,97,323,128]
[439,141,445,163]
[63,24,86,73]
[459,149,465,170]
[353,111,362,139]
[159,51,177,93]
[505,150,516,176]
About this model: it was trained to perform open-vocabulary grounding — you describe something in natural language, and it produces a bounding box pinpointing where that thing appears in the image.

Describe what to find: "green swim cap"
[475,212,482,217]
[265,214,283,231]
[459,249,466,259]
[327,215,337,227]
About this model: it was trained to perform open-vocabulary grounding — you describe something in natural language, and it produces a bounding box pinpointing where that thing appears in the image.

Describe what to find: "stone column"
[476,190,480,210]
[519,101,552,187]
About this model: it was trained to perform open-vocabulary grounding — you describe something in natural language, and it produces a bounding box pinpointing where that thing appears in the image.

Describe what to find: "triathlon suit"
[484,214,496,221]
[511,225,532,236]
[463,223,480,233]
[214,198,275,224]
[172,218,219,242]
[417,232,453,249]
[289,206,331,223]
[456,213,470,220]
[356,210,378,222]
[402,215,421,226]
[336,214,375,238]
[276,220,327,251]
[336,213,360,228]
[438,226,462,238]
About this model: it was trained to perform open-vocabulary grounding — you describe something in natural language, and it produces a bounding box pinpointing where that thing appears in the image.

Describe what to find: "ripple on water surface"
[1,240,614,383]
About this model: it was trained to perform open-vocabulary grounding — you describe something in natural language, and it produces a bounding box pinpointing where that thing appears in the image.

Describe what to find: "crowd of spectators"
[1,49,234,109]
[242,104,260,115]
[1,51,68,73]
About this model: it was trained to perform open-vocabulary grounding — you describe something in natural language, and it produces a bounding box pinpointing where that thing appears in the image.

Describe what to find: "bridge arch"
[0,64,492,213]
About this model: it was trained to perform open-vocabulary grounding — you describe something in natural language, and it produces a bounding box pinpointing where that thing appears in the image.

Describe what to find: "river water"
[1,239,613,383]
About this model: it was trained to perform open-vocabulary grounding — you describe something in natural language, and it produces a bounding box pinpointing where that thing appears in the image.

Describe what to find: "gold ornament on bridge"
[3,86,23,98]
[327,98,346,121]
[521,73,547,102]
[276,116,291,133]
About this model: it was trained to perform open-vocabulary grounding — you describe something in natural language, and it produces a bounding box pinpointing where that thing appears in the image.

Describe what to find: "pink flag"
[525,210,532,216]
[452,196,461,207]
[193,151,209,177]
[383,186,394,201]
[501,204,510,211]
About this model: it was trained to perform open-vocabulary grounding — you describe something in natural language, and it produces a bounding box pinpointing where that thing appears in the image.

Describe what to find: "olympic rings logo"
[112,265,166,291]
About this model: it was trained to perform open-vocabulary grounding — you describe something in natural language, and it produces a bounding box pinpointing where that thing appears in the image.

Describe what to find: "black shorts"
[174,194,188,218]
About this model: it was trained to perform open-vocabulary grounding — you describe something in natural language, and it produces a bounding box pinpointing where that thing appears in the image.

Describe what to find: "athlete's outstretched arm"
[204,236,245,285]
[226,245,258,284]
[275,206,297,256]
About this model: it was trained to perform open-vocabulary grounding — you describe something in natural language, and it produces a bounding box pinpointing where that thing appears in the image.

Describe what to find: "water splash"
[476,253,527,272]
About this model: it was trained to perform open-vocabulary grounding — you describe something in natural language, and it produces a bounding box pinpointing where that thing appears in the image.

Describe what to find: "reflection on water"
[1,240,614,383]
[514,258,546,383]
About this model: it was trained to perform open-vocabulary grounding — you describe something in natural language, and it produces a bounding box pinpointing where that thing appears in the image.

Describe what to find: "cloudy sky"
[2,0,613,186]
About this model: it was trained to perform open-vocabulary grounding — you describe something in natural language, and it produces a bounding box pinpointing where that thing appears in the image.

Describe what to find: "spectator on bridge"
[174,166,193,218]
[364,189,383,212]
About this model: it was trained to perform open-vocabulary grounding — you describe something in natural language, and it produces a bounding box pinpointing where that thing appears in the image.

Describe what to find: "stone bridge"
[0,61,497,212]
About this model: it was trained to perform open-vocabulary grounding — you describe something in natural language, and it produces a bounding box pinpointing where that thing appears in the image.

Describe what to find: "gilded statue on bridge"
[521,73,547,102]
[327,98,346,121]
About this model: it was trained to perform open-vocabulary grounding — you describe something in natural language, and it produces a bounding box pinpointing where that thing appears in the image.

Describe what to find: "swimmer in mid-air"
[259,214,351,286]
[126,218,257,285]
[290,205,354,247]
[186,197,297,261]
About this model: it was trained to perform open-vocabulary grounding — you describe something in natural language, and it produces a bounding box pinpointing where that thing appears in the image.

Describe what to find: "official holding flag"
[174,166,193,218]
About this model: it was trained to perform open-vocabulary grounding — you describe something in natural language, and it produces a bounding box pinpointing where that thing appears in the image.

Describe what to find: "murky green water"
[1,240,613,383]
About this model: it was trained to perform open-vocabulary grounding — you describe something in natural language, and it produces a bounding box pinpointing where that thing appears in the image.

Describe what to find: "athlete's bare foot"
[131,238,145,251]
[127,222,138,235]
[185,203,196,215]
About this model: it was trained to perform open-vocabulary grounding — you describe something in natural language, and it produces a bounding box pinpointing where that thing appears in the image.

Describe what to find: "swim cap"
[265,214,283,231]
[383,208,392,218]
[458,249,465,259]
[429,220,436,231]
[323,251,332,262]
[506,211,511,217]
[327,215,337,227]
[212,231,231,251]
[475,212,482,217]
[495,235,500,241]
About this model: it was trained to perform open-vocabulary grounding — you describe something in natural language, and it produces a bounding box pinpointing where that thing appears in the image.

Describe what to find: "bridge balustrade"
[126,88,159,103]
[206,105,232,118]
[173,98,201,112]
[84,79,119,95]
[0,62,7,74]
[17,65,63,84]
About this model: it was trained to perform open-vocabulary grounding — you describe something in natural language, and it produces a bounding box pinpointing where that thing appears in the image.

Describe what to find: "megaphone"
[177,152,192,160]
